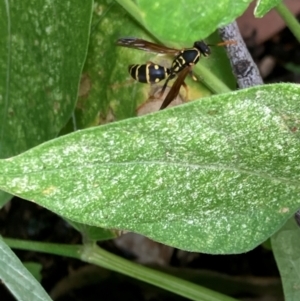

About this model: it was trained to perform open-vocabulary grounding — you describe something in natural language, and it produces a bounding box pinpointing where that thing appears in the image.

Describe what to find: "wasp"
[117,37,235,110]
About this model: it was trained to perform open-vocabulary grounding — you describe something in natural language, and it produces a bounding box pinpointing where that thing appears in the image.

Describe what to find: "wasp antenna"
[216,40,237,46]
[207,40,237,47]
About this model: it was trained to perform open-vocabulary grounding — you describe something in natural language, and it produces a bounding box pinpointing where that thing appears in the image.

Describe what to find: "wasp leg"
[189,70,198,81]
[181,81,189,102]
[157,76,171,98]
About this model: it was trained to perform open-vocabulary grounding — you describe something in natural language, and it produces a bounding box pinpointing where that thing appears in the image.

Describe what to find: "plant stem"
[4,238,238,301]
[83,242,238,301]
[114,0,146,27]
[4,238,82,258]
[195,64,232,94]
[275,2,300,43]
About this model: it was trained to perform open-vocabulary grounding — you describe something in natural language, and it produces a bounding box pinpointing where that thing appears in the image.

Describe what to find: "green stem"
[275,2,300,43]
[114,0,146,27]
[195,64,231,94]
[83,242,238,301]
[4,238,238,301]
[4,238,82,258]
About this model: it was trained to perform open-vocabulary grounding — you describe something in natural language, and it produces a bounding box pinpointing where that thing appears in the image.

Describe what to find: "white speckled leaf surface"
[1,83,300,253]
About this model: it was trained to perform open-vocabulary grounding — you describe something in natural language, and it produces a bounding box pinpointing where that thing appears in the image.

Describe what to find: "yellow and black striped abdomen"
[129,63,170,84]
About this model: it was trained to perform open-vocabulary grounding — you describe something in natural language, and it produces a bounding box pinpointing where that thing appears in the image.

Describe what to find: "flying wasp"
[117,37,235,110]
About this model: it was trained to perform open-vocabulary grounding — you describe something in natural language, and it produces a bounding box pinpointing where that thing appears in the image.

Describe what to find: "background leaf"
[0,83,300,253]
[0,191,11,208]
[23,262,43,282]
[66,218,117,241]
[0,0,92,157]
[254,0,282,17]
[134,0,253,44]
[271,217,300,301]
[0,0,92,202]
[0,237,51,301]
[73,0,160,126]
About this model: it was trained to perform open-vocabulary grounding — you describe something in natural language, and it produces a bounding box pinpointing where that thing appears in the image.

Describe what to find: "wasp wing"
[117,37,179,54]
[159,66,191,110]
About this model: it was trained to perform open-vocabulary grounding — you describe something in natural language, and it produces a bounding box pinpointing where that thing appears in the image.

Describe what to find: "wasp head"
[194,41,211,57]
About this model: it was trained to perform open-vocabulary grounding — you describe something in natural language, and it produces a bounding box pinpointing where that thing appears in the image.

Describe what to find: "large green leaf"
[0,83,300,253]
